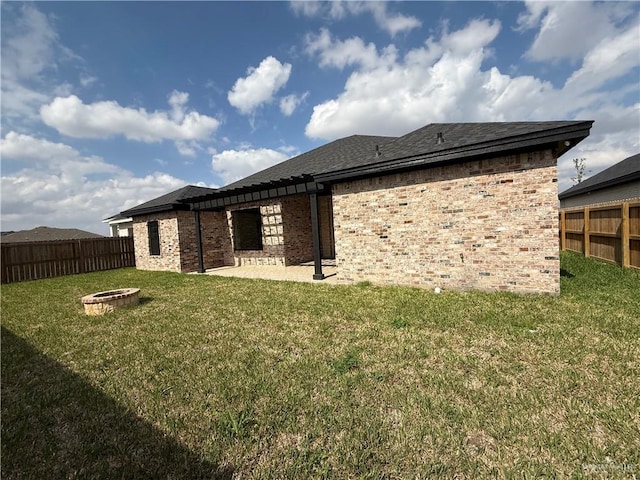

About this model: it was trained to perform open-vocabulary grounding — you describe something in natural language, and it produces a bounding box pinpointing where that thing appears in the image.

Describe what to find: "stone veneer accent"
[332,150,560,294]
[225,194,313,266]
[133,210,230,272]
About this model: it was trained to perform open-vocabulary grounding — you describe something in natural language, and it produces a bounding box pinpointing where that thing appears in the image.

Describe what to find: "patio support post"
[194,210,205,274]
[309,192,324,280]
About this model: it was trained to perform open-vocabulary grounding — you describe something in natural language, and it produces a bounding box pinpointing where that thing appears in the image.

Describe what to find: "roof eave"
[120,203,191,218]
[558,171,640,200]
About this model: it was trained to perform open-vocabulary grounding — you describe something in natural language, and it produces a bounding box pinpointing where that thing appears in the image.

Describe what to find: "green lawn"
[2,252,639,479]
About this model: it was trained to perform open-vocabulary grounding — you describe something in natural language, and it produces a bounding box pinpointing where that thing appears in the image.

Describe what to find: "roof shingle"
[121,185,217,217]
[219,135,396,192]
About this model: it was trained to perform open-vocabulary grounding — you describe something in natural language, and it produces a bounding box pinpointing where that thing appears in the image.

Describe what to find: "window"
[147,221,160,255]
[233,208,263,251]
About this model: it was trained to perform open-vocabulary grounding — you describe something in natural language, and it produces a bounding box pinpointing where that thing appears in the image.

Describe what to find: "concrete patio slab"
[200,262,339,284]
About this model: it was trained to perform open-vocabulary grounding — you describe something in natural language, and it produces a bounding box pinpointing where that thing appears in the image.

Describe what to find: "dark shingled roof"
[378,122,586,160]
[121,185,217,217]
[315,121,593,182]
[219,135,396,192]
[1,226,103,243]
[559,153,640,199]
[198,121,592,199]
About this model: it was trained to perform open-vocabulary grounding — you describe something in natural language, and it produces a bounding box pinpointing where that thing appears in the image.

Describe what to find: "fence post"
[584,206,590,258]
[560,210,566,251]
[622,202,630,267]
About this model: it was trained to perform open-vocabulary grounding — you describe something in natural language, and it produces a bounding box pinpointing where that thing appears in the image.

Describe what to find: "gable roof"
[1,226,103,243]
[558,153,640,200]
[120,185,217,217]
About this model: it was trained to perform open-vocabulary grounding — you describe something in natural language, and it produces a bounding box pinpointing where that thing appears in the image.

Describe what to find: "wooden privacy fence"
[1,237,135,284]
[560,201,640,268]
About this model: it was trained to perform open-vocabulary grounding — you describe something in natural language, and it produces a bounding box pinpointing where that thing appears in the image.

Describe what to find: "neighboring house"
[558,153,639,269]
[103,214,134,238]
[1,226,104,243]
[120,185,217,272]
[122,121,593,294]
[558,153,640,208]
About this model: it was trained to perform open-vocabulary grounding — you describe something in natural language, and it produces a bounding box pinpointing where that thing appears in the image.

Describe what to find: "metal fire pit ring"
[81,288,140,316]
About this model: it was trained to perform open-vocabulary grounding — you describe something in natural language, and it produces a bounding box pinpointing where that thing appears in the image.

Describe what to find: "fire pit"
[81,288,140,316]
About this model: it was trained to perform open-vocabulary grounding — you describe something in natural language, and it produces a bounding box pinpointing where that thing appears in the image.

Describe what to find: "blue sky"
[1,1,639,235]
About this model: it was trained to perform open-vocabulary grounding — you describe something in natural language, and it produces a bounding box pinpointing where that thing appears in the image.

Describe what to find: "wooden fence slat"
[0,237,135,284]
[622,202,630,267]
[584,207,590,258]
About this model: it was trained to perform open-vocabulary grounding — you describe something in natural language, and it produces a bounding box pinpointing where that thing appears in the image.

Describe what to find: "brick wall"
[178,210,230,271]
[222,194,314,266]
[133,210,231,273]
[132,211,183,272]
[226,200,286,266]
[281,194,313,265]
[332,150,560,294]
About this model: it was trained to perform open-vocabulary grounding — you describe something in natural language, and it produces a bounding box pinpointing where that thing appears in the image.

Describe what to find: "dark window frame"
[232,208,263,251]
[147,220,160,256]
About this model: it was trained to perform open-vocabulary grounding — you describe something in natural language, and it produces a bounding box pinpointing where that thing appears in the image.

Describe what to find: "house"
[120,185,217,272]
[103,214,134,238]
[123,121,593,294]
[558,153,640,208]
[1,226,104,243]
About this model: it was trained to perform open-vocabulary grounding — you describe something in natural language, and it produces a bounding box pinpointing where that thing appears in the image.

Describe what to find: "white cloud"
[279,92,309,116]
[79,73,98,87]
[304,20,503,139]
[0,131,190,234]
[305,28,398,70]
[227,56,292,115]
[211,148,289,185]
[289,1,322,17]
[3,131,84,162]
[563,24,640,96]
[1,4,60,120]
[2,5,58,80]
[302,13,639,190]
[40,93,220,146]
[168,90,189,121]
[291,1,421,37]
[518,1,635,62]
[175,140,200,157]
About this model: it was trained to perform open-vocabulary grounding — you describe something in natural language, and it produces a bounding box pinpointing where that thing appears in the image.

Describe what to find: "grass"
[2,251,639,479]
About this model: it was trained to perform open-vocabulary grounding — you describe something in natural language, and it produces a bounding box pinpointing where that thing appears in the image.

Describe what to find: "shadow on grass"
[560,268,575,278]
[138,296,154,305]
[1,326,232,480]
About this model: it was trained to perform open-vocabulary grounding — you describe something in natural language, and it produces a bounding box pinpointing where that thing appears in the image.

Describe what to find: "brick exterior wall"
[133,211,183,272]
[178,210,230,272]
[281,194,313,265]
[224,194,313,266]
[132,195,314,272]
[332,150,560,294]
[226,200,286,266]
[133,210,229,272]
